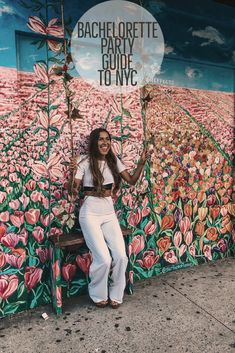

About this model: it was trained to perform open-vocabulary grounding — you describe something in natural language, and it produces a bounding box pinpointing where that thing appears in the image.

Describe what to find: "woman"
[70,128,148,308]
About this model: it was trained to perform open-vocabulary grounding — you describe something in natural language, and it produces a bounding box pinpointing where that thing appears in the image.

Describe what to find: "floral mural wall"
[0,0,234,317]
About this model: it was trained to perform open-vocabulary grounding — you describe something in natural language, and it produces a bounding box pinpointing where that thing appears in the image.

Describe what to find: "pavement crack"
[163,280,235,335]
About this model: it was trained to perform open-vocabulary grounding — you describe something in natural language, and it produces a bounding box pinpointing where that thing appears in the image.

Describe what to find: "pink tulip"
[25,209,40,225]
[6,187,13,194]
[122,194,133,208]
[8,165,15,173]
[127,208,142,227]
[6,250,26,269]
[10,211,24,228]
[27,16,47,35]
[189,245,196,257]
[31,191,43,203]
[0,274,19,299]
[40,214,51,227]
[42,196,49,209]
[0,191,7,203]
[9,173,18,182]
[163,250,178,263]
[19,228,28,245]
[0,211,10,222]
[179,217,191,235]
[62,263,77,281]
[24,266,43,291]
[38,181,49,190]
[144,221,157,235]
[137,249,160,269]
[32,226,44,242]
[0,252,6,269]
[36,248,49,264]
[47,18,64,37]
[48,40,62,52]
[220,206,227,216]
[184,231,193,246]
[129,235,145,255]
[179,244,187,257]
[25,179,36,191]
[50,227,62,236]
[173,231,182,248]
[203,245,212,261]
[1,233,19,248]
[19,194,30,209]
[0,179,9,187]
[0,223,7,240]
[20,166,29,177]
[38,111,48,129]
[9,200,20,210]
[76,253,92,274]
[33,63,49,84]
[142,207,150,217]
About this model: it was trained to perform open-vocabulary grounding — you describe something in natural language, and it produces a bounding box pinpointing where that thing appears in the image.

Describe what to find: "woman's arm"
[120,149,149,186]
[68,177,82,196]
[69,155,82,196]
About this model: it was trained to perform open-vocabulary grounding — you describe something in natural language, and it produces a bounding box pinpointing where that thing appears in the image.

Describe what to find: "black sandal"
[95,300,108,308]
[110,300,121,309]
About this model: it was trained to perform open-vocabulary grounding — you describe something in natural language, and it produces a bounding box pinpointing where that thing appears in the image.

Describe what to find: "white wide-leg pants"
[79,211,128,303]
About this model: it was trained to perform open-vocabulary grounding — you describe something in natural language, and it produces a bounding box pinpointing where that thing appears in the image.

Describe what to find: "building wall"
[0,0,234,317]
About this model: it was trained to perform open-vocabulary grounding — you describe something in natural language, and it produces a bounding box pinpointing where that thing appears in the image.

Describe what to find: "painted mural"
[0,0,234,317]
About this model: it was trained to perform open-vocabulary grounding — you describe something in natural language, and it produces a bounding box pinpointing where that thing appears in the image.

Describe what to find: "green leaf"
[25,224,34,232]
[111,115,122,122]
[35,284,44,300]
[37,40,46,50]
[49,105,59,111]
[31,40,41,45]
[34,83,48,90]
[28,256,38,267]
[6,226,17,233]
[0,269,20,275]
[17,282,25,299]
[36,60,47,65]
[186,253,198,266]
[3,301,26,315]
[48,57,63,64]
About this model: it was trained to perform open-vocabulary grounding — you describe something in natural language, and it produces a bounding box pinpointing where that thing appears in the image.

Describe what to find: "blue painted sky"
[0,0,234,91]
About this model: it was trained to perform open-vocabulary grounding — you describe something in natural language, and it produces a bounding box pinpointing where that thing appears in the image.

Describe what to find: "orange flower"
[195,221,205,237]
[198,190,206,203]
[198,207,208,221]
[156,236,171,252]
[221,215,233,233]
[184,204,192,217]
[210,206,220,220]
[161,215,174,230]
[226,203,235,217]
[206,227,218,241]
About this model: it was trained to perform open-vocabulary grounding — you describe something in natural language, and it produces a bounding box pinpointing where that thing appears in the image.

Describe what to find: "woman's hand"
[68,178,81,197]
[138,148,150,166]
[69,155,79,175]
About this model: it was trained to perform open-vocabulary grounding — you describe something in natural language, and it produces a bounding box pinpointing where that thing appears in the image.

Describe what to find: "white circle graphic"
[71,0,164,93]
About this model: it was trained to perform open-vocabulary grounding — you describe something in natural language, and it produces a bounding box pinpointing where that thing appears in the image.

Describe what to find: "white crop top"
[75,155,127,187]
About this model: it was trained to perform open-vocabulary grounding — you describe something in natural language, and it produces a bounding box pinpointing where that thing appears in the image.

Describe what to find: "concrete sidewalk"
[1,258,235,353]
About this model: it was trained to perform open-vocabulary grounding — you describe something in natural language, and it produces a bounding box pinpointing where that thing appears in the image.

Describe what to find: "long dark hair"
[88,128,121,196]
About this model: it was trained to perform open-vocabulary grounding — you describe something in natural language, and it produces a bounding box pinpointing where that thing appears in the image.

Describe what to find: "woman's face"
[97,131,111,157]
